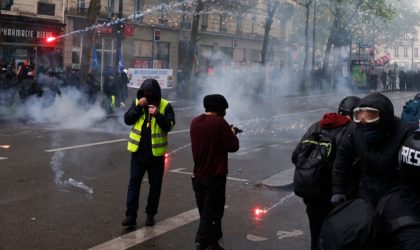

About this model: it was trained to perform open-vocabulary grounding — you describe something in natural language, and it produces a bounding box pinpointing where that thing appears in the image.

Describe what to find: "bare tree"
[183,0,255,99]
[261,0,280,65]
[80,0,101,83]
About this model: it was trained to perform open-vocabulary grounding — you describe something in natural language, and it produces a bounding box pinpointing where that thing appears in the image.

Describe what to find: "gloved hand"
[331,194,347,206]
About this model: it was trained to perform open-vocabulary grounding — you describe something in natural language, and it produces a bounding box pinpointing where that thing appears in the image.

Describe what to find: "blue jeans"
[125,154,164,218]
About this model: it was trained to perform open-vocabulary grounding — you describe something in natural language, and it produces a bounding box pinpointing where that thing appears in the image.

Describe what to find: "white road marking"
[87,208,200,250]
[44,139,128,152]
[44,108,329,153]
[246,234,268,241]
[169,168,249,182]
[276,230,304,239]
[0,157,8,160]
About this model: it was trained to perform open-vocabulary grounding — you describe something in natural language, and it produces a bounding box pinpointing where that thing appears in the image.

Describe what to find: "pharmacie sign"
[0,22,62,44]
[127,68,173,89]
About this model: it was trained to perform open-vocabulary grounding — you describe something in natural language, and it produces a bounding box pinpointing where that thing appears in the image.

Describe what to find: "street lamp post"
[114,0,123,71]
[407,32,415,70]
[411,36,415,70]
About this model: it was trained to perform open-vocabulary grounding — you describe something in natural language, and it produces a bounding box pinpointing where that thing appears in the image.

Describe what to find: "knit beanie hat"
[203,94,229,113]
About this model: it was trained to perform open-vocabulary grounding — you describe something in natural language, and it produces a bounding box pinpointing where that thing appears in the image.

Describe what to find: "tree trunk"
[261,17,273,65]
[322,3,340,74]
[80,0,101,83]
[261,0,280,65]
[183,0,204,99]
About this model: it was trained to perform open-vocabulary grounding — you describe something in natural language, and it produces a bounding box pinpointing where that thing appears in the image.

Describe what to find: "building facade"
[1,0,295,86]
[0,0,65,71]
[378,27,420,71]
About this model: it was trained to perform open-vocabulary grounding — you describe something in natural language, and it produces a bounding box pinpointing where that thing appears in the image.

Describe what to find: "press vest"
[127,99,171,156]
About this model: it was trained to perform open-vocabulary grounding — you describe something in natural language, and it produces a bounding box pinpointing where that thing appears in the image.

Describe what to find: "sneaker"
[145,214,155,226]
[122,216,136,227]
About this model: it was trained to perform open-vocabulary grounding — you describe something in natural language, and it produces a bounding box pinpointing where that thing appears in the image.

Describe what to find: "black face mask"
[359,123,384,146]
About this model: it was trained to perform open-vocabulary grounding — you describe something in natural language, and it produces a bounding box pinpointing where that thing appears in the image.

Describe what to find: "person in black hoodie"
[292,96,361,250]
[122,78,175,227]
[377,131,420,250]
[332,92,417,208]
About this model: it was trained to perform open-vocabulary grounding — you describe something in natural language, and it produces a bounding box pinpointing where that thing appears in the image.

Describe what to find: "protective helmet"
[399,131,420,193]
[338,96,361,117]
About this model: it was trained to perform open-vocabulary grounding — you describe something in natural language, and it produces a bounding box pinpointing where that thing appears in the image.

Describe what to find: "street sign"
[359,43,371,48]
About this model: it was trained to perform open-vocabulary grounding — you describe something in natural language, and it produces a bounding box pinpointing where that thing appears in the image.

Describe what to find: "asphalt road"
[0,90,415,250]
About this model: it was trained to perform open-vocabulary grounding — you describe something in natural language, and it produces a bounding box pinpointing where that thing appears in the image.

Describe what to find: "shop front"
[0,15,65,73]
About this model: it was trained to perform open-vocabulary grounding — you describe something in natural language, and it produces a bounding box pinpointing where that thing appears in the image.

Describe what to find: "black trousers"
[125,154,164,218]
[192,176,226,246]
[304,198,333,250]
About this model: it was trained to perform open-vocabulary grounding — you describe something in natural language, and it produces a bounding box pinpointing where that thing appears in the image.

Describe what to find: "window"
[219,47,232,61]
[135,0,143,21]
[404,47,408,58]
[180,0,192,29]
[394,47,399,58]
[233,48,245,62]
[153,42,170,68]
[76,0,85,13]
[200,14,208,31]
[71,51,80,64]
[133,40,170,69]
[415,48,419,58]
[251,16,257,34]
[236,14,243,35]
[219,14,227,33]
[108,0,115,16]
[37,2,55,16]
[250,49,261,63]
[134,40,153,57]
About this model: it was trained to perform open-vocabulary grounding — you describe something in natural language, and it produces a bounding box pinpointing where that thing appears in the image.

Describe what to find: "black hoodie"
[332,92,416,206]
[124,79,175,158]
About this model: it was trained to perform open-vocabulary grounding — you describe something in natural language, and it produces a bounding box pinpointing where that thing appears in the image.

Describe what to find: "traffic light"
[154,29,160,41]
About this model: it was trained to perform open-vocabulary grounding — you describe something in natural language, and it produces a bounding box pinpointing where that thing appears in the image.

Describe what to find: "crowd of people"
[0,62,129,112]
[370,66,420,92]
[293,92,420,250]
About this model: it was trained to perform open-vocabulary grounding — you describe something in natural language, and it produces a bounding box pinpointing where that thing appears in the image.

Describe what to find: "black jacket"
[332,93,416,206]
[124,79,175,158]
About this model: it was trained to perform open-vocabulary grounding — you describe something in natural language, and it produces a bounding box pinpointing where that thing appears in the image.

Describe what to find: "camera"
[230,125,243,134]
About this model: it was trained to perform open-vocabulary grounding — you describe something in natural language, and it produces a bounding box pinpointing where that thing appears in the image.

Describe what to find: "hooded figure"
[332,92,416,207]
[136,78,161,106]
[122,78,175,228]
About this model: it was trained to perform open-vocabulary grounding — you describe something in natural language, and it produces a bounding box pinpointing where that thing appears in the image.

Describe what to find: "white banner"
[127,68,173,89]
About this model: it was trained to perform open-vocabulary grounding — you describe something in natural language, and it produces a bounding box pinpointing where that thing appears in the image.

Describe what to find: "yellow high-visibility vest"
[127,99,172,156]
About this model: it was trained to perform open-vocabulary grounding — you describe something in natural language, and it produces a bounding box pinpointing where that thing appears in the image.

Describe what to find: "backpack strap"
[387,215,420,233]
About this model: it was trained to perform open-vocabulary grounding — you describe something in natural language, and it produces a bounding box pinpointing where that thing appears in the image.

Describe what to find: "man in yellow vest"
[122,78,175,227]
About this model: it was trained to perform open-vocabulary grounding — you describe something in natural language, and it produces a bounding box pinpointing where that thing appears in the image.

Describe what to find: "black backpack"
[293,129,340,199]
[318,199,384,250]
